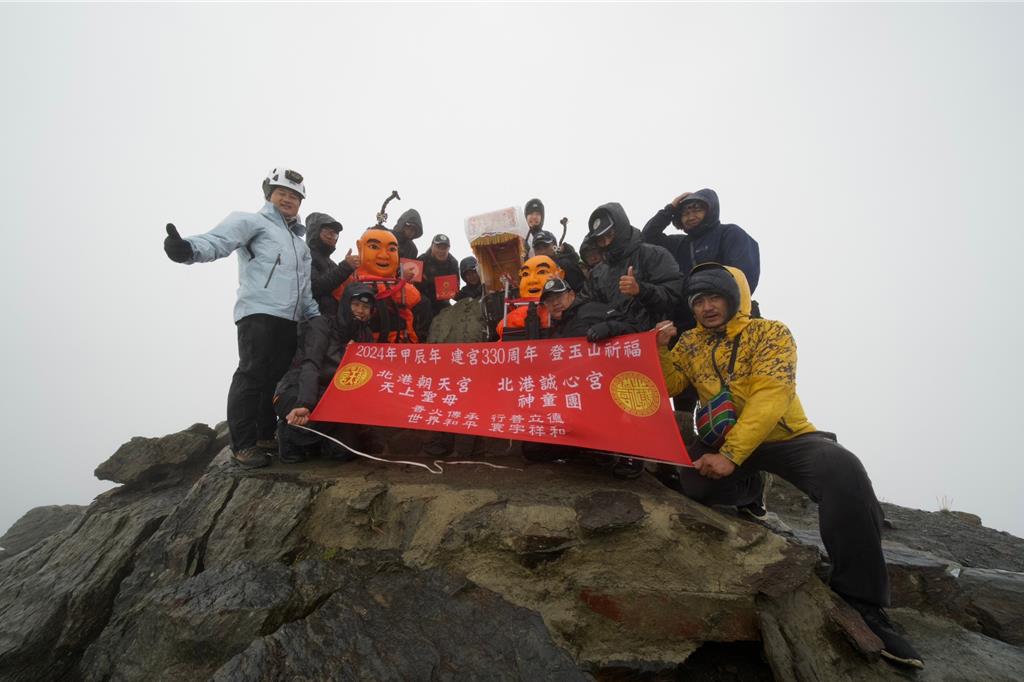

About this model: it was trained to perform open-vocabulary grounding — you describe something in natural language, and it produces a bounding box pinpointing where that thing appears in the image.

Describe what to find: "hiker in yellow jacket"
[657,263,923,671]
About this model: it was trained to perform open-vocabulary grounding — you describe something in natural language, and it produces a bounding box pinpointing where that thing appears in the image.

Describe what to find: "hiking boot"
[737,472,774,520]
[231,447,271,470]
[612,457,645,479]
[256,438,279,451]
[846,597,925,670]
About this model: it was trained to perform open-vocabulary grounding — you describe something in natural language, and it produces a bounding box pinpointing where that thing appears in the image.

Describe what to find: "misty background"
[2,3,1021,538]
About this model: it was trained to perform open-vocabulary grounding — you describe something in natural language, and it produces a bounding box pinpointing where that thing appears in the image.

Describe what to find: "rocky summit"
[1,423,1022,681]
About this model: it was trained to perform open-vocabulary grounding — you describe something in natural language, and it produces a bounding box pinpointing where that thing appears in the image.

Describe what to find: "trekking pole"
[558,217,568,247]
[375,190,401,227]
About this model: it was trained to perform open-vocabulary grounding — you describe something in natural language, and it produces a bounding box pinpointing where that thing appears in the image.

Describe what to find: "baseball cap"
[589,211,615,237]
[540,277,571,300]
[432,234,451,246]
[532,230,557,247]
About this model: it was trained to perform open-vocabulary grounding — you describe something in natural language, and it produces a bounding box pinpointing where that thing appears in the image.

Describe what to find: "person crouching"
[273,283,378,462]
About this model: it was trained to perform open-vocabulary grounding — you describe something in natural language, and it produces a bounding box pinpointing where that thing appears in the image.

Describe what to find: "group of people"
[162,167,923,670]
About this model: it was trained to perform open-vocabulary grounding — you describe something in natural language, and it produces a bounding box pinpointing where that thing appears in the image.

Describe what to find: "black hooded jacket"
[392,209,423,261]
[548,297,642,340]
[306,212,356,317]
[641,188,759,329]
[581,202,684,330]
[275,282,376,410]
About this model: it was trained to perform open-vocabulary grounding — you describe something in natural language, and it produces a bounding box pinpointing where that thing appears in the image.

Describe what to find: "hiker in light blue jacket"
[163,167,319,469]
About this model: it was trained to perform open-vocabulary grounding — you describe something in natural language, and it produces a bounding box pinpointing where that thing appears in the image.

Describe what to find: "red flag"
[311,332,690,466]
[434,274,458,300]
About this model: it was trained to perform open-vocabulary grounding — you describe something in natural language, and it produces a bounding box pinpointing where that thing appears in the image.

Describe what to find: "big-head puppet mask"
[517,255,564,299]
[357,228,400,279]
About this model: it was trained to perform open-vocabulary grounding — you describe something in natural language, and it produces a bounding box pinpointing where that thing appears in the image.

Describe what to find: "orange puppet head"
[357,228,400,278]
[518,255,563,299]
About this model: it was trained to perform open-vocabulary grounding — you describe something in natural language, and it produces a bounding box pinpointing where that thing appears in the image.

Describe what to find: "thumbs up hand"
[618,265,640,296]
[163,223,193,263]
[343,248,360,269]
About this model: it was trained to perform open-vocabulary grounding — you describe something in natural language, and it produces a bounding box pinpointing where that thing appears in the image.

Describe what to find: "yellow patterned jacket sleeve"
[718,322,798,465]
[659,347,691,397]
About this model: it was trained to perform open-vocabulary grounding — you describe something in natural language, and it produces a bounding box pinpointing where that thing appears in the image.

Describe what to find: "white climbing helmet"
[262,167,306,200]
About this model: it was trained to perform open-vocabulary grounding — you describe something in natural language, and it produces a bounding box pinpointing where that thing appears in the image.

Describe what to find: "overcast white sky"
[1,3,1022,539]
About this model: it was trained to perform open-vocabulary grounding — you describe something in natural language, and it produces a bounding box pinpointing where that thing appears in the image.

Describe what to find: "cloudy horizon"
[1,3,1021,539]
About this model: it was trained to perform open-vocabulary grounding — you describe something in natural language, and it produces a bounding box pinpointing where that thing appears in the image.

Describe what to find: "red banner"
[434,274,459,300]
[311,332,690,466]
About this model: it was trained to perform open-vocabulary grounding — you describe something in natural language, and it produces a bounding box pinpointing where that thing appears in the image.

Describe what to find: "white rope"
[289,424,523,475]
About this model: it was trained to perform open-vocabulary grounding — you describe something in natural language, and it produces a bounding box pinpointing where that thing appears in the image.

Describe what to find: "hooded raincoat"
[659,266,815,465]
[185,202,319,323]
[276,283,376,410]
[392,209,423,261]
[642,189,760,329]
[582,202,684,330]
[306,212,355,317]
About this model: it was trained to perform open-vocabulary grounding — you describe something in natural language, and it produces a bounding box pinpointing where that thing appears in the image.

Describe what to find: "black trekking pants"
[226,314,298,451]
[676,432,889,607]
[273,385,363,461]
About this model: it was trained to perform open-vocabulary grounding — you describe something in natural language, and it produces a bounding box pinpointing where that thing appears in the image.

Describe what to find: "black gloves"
[163,223,193,263]
[586,322,613,343]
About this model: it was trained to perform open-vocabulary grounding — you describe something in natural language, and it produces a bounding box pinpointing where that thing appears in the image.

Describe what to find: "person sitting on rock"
[453,256,484,301]
[582,202,684,331]
[540,277,640,342]
[273,282,379,462]
[306,212,360,317]
[655,263,924,670]
[538,277,646,478]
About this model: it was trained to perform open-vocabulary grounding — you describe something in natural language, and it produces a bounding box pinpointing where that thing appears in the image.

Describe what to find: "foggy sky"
[1,3,1022,539]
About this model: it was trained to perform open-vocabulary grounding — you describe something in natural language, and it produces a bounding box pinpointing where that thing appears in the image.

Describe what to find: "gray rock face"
[2,422,1023,681]
[0,504,85,559]
[211,558,585,681]
[94,422,223,487]
[0,486,184,680]
[770,478,1024,651]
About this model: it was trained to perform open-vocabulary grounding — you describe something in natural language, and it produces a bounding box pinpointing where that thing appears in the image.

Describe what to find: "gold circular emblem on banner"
[609,371,660,417]
[333,362,373,391]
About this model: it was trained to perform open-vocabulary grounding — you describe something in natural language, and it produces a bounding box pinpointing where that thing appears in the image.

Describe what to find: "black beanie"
[524,198,545,218]
[686,266,740,319]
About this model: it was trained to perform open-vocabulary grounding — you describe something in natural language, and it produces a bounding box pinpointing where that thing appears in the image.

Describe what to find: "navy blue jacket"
[641,188,760,329]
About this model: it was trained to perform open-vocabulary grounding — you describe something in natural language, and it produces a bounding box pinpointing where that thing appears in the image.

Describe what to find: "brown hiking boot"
[231,446,271,469]
[256,438,279,451]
